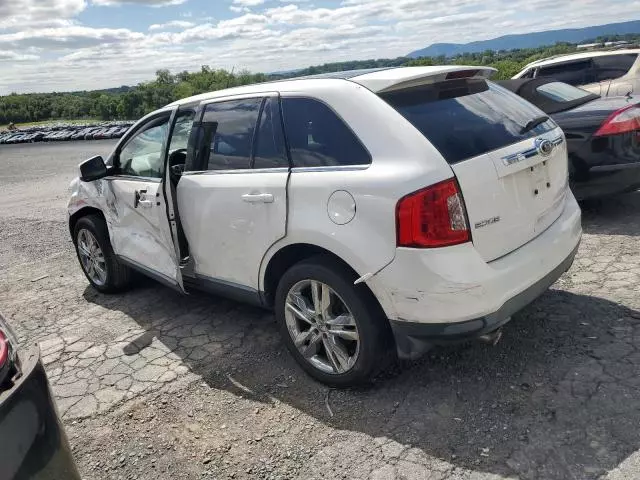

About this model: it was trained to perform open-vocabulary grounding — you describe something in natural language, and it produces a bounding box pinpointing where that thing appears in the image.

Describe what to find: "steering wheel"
[168,149,188,182]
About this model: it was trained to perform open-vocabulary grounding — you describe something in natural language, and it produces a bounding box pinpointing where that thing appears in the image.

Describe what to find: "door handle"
[134,189,153,208]
[242,193,274,204]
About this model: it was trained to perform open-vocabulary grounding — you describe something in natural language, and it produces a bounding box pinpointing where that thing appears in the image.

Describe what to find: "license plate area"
[529,161,552,200]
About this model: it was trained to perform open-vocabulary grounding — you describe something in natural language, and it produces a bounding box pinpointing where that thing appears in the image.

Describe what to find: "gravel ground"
[1,142,640,480]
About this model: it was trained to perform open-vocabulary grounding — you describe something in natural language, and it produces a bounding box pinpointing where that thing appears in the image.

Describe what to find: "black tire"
[73,215,132,293]
[275,255,391,387]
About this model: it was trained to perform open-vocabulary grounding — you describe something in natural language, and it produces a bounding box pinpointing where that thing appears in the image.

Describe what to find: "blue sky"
[0,0,638,94]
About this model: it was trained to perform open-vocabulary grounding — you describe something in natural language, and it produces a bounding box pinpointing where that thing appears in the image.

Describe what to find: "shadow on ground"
[83,285,640,479]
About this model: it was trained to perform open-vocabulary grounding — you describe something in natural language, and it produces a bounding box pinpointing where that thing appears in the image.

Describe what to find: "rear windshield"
[536,81,594,102]
[381,79,557,164]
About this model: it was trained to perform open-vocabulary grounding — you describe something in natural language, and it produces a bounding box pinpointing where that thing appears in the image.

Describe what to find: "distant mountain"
[407,20,640,58]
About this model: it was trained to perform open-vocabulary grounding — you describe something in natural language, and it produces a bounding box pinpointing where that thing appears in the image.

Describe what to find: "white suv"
[68,66,582,386]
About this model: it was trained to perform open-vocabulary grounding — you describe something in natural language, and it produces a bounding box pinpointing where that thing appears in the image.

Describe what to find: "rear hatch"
[378,76,568,262]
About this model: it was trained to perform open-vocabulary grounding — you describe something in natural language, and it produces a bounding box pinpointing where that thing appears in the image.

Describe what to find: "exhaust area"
[477,327,503,346]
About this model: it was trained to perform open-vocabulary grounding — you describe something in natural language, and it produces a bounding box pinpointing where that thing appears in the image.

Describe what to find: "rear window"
[536,81,594,102]
[281,97,371,167]
[592,54,638,82]
[382,79,557,164]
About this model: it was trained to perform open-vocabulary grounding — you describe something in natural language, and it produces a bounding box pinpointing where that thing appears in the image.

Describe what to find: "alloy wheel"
[284,279,360,374]
[77,228,107,286]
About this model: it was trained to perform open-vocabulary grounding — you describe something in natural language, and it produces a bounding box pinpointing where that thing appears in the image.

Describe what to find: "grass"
[1,118,99,129]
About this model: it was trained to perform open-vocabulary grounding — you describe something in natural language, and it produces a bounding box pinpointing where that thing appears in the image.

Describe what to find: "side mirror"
[79,156,108,182]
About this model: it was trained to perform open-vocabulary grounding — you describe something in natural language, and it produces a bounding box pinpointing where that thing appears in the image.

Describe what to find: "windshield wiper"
[520,115,549,134]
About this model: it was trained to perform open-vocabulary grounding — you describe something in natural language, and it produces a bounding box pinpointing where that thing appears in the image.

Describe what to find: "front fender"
[67,177,116,238]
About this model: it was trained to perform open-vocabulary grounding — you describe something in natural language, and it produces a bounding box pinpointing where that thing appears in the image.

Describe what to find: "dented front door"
[106,111,181,288]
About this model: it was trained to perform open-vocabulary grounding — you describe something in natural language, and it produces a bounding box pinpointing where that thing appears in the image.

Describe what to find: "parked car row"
[0,121,134,145]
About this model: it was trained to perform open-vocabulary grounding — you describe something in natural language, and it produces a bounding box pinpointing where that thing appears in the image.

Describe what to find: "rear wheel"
[275,256,390,387]
[73,215,132,293]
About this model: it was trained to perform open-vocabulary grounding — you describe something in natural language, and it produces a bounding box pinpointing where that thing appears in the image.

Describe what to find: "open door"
[107,109,183,291]
[161,107,198,291]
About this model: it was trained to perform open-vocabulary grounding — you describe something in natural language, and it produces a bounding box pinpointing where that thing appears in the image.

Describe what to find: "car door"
[107,110,182,289]
[176,94,289,299]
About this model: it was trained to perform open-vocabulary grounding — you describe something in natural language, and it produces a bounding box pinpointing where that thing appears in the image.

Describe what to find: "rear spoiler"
[350,66,496,94]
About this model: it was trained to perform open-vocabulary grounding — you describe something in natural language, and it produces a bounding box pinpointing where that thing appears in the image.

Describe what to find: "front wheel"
[73,215,132,293]
[275,257,390,387]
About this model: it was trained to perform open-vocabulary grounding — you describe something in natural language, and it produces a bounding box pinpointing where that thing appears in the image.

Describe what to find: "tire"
[275,255,391,387]
[73,215,132,293]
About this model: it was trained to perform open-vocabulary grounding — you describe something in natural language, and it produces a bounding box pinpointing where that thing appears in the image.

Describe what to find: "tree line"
[1,35,638,125]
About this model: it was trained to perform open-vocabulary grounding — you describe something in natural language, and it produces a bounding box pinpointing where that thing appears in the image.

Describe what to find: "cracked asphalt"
[1,141,640,480]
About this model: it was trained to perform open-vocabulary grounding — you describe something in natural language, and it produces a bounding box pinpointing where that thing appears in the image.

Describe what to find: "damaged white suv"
[68,66,582,386]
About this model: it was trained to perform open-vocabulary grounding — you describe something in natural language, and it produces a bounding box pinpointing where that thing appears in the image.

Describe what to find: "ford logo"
[536,138,554,157]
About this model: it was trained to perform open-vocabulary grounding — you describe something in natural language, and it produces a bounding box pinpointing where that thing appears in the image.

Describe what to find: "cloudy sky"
[0,0,637,94]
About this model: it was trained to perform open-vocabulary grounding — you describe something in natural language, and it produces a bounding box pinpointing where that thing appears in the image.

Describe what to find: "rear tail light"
[0,313,18,386]
[396,178,470,248]
[594,104,640,137]
[0,331,8,369]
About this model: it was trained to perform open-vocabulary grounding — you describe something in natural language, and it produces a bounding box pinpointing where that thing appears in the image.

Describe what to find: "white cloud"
[0,50,39,61]
[0,26,145,49]
[230,0,264,12]
[148,20,195,31]
[232,0,265,6]
[91,0,187,6]
[0,0,86,30]
[1,0,639,94]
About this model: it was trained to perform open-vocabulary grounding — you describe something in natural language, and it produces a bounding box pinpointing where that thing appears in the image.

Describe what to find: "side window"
[537,60,594,86]
[167,110,195,169]
[168,110,195,154]
[118,117,169,178]
[281,97,371,168]
[253,98,288,169]
[202,98,262,171]
[592,54,638,82]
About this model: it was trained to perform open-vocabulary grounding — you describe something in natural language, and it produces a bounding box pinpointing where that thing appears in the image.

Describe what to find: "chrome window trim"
[291,165,370,173]
[199,91,280,108]
[182,167,290,176]
[181,165,370,175]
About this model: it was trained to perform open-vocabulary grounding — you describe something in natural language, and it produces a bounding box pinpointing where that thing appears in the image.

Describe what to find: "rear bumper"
[390,244,578,359]
[570,131,640,199]
[572,161,640,200]
[367,191,582,358]
[0,347,80,480]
